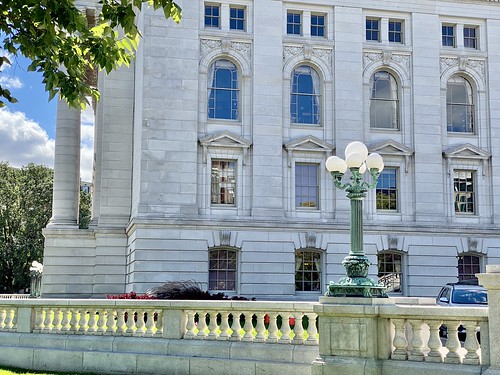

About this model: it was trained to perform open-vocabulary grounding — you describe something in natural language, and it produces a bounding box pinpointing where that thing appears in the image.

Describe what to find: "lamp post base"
[325,255,388,298]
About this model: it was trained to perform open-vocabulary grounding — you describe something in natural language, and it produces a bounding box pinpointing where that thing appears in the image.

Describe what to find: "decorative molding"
[440,56,486,80]
[363,51,411,73]
[305,232,317,248]
[369,140,414,173]
[200,37,252,62]
[387,235,399,250]
[283,44,333,73]
[283,135,334,167]
[199,131,252,165]
[220,230,231,247]
[443,143,490,176]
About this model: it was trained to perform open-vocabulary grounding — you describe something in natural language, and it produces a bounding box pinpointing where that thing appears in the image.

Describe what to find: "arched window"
[370,71,399,129]
[208,60,239,120]
[447,75,474,133]
[290,65,320,125]
[458,254,481,281]
[377,252,403,293]
[209,248,238,291]
[295,250,322,292]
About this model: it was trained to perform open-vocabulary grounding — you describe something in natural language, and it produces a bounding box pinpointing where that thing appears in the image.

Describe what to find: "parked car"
[436,279,487,343]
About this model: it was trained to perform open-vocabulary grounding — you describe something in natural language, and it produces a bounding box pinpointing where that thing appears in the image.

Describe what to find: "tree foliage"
[0,0,181,109]
[0,162,92,293]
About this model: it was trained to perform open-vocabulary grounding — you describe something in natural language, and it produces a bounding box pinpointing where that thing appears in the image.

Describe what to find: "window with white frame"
[295,163,319,209]
[447,75,474,133]
[208,60,239,120]
[366,18,380,41]
[454,170,475,214]
[290,65,321,125]
[376,168,398,211]
[230,6,245,31]
[211,159,236,205]
[209,247,237,291]
[370,71,399,129]
[311,13,326,37]
[442,24,455,47]
[464,26,478,49]
[295,250,322,292]
[388,20,403,43]
[287,11,302,35]
[204,4,221,28]
[458,254,481,281]
[378,252,403,293]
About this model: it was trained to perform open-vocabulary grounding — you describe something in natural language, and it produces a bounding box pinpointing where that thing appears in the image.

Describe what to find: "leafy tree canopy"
[0,0,181,109]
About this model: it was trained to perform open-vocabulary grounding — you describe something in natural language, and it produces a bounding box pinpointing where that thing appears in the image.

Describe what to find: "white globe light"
[345,141,368,161]
[366,153,384,172]
[346,152,364,168]
[359,163,367,174]
[326,156,348,173]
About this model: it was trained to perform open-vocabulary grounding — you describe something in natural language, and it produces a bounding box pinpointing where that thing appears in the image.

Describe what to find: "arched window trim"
[207,59,240,121]
[290,65,322,126]
[446,74,475,133]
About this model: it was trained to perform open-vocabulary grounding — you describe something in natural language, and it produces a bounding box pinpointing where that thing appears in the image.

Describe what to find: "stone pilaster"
[48,99,81,227]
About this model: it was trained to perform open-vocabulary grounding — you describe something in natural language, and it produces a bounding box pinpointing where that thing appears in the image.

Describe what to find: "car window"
[451,289,488,304]
[439,287,451,302]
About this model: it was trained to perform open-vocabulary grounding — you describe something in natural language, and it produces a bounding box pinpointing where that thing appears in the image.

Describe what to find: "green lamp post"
[325,141,388,298]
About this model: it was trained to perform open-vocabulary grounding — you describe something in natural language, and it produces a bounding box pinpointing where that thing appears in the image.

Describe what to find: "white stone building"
[42,0,500,299]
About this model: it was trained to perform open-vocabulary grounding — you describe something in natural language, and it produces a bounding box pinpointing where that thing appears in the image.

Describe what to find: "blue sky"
[0,54,94,181]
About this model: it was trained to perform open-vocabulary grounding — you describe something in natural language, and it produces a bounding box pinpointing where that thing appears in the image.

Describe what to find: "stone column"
[477,265,500,374]
[48,99,81,227]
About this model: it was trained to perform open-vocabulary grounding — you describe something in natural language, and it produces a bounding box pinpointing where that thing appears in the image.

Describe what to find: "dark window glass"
[458,255,481,281]
[295,251,321,292]
[205,5,220,28]
[311,14,325,37]
[366,19,380,41]
[454,171,475,214]
[389,21,403,43]
[442,25,455,47]
[230,7,245,31]
[376,168,397,211]
[370,71,399,129]
[208,60,239,120]
[211,160,236,205]
[464,27,477,49]
[209,249,237,291]
[290,65,320,124]
[378,253,403,293]
[295,163,318,208]
[447,76,474,133]
[287,12,301,35]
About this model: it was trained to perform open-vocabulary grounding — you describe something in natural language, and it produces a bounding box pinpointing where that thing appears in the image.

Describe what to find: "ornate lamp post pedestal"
[325,142,388,298]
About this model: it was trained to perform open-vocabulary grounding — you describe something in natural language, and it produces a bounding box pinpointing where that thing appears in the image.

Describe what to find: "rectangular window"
[295,251,321,292]
[458,255,480,281]
[376,168,397,211]
[454,170,475,214]
[366,18,380,41]
[311,14,325,37]
[204,4,220,28]
[378,253,402,293]
[209,249,237,291]
[211,160,236,205]
[464,26,478,49]
[388,20,403,43]
[295,163,318,208]
[230,7,245,31]
[442,24,455,47]
[287,12,302,35]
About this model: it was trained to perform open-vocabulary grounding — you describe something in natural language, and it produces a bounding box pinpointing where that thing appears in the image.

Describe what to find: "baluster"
[154,310,163,337]
[207,312,219,340]
[33,307,44,332]
[51,308,62,333]
[391,319,408,360]
[97,309,107,334]
[196,311,208,339]
[42,308,53,333]
[242,313,254,342]
[267,312,279,343]
[134,309,146,336]
[184,311,196,339]
[125,310,136,335]
[305,313,318,345]
[0,307,6,330]
[145,309,156,336]
[292,314,305,344]
[69,309,79,333]
[279,313,292,343]
[230,312,242,341]
[87,310,98,333]
[115,309,126,335]
[463,321,480,365]
[4,308,15,331]
[254,312,266,342]
[78,310,89,334]
[444,321,462,364]
[218,312,230,340]
[408,320,424,361]
[60,308,71,332]
[425,320,444,362]
[106,310,117,335]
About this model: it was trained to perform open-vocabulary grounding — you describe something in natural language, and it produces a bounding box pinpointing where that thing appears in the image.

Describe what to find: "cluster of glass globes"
[325,141,384,175]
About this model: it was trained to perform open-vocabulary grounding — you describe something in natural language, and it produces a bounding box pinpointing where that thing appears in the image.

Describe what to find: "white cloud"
[0,75,23,89]
[0,108,94,181]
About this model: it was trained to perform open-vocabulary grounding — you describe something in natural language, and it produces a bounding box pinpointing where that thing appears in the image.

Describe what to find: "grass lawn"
[0,367,90,375]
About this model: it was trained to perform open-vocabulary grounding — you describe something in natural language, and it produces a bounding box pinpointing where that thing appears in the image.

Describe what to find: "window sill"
[207,119,242,127]
[291,123,322,128]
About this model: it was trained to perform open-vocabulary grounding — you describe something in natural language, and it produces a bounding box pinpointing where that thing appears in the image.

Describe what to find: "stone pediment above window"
[369,140,414,172]
[284,136,334,167]
[442,143,490,160]
[199,131,252,164]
